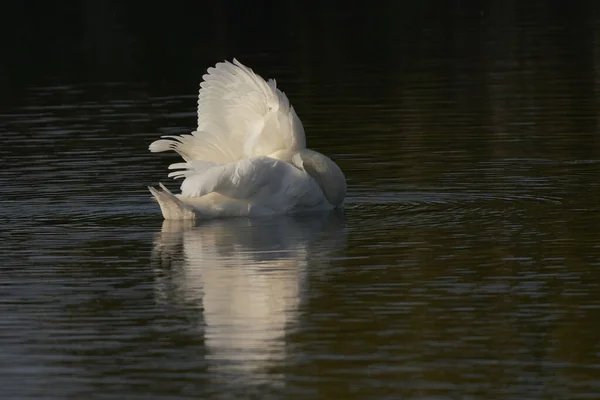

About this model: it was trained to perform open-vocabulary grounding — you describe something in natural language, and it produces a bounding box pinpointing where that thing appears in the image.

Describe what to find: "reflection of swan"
[148,59,346,219]
[151,212,347,387]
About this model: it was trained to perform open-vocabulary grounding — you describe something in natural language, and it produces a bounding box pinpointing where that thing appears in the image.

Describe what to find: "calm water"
[2,3,600,399]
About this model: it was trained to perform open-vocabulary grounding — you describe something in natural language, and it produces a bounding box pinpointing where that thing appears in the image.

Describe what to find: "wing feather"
[169,157,324,211]
[149,59,306,163]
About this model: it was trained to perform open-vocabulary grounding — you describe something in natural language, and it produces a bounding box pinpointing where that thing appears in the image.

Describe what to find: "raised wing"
[150,59,306,163]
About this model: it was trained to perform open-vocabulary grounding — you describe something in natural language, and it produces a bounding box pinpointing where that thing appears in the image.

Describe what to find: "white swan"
[148,59,346,220]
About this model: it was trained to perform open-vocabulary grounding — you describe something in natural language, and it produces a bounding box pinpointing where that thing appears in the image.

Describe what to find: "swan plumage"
[148,59,346,219]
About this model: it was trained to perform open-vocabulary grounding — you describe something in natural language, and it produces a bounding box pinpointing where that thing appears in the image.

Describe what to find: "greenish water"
[2,2,600,399]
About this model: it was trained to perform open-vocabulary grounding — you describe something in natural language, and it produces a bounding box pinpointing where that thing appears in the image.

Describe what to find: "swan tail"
[148,183,197,220]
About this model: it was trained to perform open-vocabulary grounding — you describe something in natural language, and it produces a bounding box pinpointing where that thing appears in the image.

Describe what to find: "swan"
[148,59,346,220]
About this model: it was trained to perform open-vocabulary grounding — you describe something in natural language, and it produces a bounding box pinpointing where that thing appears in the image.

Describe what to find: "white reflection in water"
[151,212,347,386]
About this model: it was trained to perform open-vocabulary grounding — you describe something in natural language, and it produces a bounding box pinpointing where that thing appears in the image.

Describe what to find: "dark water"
[2,2,600,399]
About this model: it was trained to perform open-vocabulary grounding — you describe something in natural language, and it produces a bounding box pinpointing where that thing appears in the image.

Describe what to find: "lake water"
[2,3,600,399]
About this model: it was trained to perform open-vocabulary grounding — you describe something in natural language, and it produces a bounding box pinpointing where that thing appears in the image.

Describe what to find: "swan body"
[148,59,346,219]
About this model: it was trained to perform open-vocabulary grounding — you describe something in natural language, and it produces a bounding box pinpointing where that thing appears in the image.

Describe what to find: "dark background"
[1,1,597,86]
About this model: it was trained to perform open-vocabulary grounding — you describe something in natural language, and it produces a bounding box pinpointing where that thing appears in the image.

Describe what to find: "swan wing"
[171,157,325,212]
[149,59,306,163]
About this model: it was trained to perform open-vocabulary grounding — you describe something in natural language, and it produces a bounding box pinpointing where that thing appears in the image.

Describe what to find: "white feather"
[148,59,346,220]
[150,59,305,163]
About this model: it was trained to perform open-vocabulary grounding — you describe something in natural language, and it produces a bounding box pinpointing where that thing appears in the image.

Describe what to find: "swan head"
[293,149,346,207]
